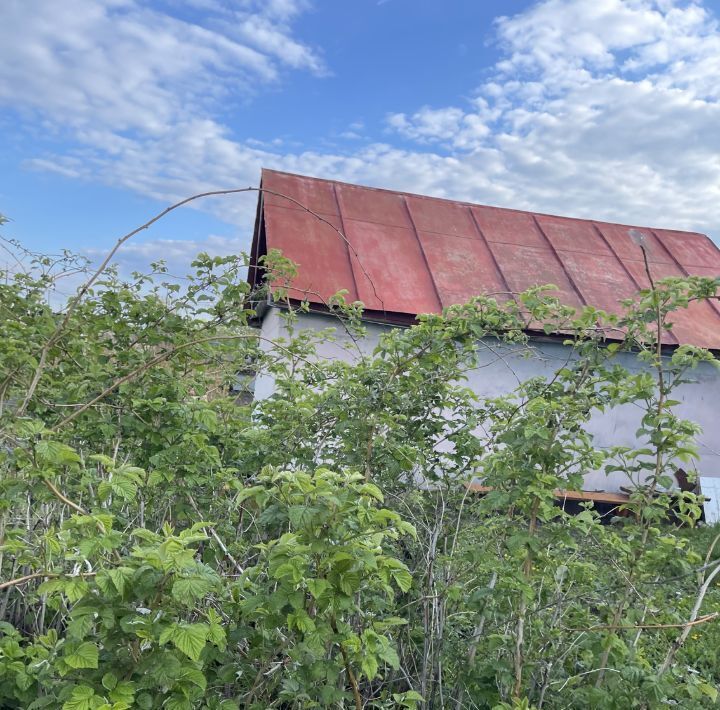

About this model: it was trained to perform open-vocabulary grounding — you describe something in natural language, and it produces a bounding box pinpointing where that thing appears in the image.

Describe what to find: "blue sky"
[1,0,720,275]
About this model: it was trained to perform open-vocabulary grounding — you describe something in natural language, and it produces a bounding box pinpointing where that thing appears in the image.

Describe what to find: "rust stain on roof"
[250,169,720,349]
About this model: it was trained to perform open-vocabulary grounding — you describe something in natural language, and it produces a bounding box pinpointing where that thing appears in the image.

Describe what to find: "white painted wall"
[255,307,720,494]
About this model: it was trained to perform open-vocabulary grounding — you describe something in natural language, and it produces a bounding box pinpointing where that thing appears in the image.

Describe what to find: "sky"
[1,0,720,276]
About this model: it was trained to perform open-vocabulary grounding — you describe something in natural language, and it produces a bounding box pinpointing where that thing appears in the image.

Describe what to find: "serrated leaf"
[158,625,175,646]
[360,482,384,501]
[171,623,208,661]
[37,578,66,596]
[391,566,413,593]
[377,642,400,669]
[206,609,227,651]
[109,680,135,706]
[237,485,265,503]
[36,440,81,465]
[306,579,329,599]
[338,571,361,596]
[108,567,133,596]
[164,695,192,710]
[360,654,378,680]
[396,521,417,539]
[172,576,213,604]
[135,694,153,710]
[64,577,89,603]
[64,642,99,669]
[62,685,98,710]
[179,668,207,691]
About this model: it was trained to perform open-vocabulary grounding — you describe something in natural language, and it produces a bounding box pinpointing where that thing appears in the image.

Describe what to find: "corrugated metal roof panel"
[254,169,720,349]
[336,183,411,228]
[536,215,614,256]
[417,232,509,308]
[654,229,720,270]
[595,223,673,264]
[344,219,441,314]
[555,251,639,315]
[488,242,585,309]
[264,205,356,302]
[471,206,548,249]
[262,170,339,216]
[406,195,477,238]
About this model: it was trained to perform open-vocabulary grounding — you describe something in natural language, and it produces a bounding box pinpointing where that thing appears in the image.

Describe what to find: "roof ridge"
[260,167,715,241]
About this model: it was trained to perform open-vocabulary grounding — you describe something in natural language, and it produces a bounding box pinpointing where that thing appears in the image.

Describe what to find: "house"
[247,169,720,517]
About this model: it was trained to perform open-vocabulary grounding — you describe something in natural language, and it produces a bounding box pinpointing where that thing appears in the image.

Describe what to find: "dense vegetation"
[1,218,720,709]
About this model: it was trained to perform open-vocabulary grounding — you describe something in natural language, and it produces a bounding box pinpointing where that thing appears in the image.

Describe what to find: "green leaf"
[172,576,213,604]
[101,673,118,690]
[108,567,133,596]
[360,654,378,680]
[396,520,417,539]
[306,579,329,599]
[171,623,208,661]
[699,682,718,703]
[338,571,361,596]
[377,642,400,669]
[360,482,384,501]
[236,485,265,503]
[206,608,227,651]
[64,642,99,669]
[135,694,153,710]
[64,577,89,603]
[62,685,98,710]
[89,454,115,467]
[98,474,138,501]
[36,440,81,465]
[391,566,413,593]
[164,696,192,710]
[392,690,424,708]
[179,668,207,691]
[109,680,135,706]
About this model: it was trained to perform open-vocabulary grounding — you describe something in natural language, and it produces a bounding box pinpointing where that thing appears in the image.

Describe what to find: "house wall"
[254,307,720,501]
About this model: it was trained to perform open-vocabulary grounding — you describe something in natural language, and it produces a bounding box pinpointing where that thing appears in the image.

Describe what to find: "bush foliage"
[1,232,719,709]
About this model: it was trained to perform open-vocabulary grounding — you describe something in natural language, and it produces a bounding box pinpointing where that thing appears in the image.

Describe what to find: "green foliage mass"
[0,235,719,709]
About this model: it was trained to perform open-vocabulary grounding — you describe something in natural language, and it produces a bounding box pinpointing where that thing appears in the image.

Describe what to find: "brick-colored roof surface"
[250,169,720,348]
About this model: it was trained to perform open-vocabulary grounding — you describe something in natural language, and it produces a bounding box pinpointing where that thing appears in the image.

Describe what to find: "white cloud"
[387,106,493,149]
[83,233,247,278]
[3,0,720,269]
[384,0,720,238]
[0,0,323,134]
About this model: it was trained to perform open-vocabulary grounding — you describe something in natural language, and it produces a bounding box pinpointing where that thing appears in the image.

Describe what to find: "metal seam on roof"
[651,228,691,275]
[593,222,680,345]
[331,182,359,303]
[593,222,679,345]
[531,215,588,306]
[592,222,642,291]
[402,196,443,311]
[467,206,515,302]
[652,228,720,319]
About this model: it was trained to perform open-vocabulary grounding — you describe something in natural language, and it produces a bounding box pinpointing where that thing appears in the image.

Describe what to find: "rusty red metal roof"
[249,169,720,349]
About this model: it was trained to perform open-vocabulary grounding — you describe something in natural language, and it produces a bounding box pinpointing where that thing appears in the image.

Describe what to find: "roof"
[249,169,720,349]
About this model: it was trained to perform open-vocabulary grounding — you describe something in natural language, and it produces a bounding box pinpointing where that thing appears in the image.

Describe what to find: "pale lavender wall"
[255,307,720,498]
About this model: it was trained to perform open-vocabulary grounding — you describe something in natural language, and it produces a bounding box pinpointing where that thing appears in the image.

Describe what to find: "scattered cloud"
[0,0,323,134]
[385,0,720,236]
[2,0,720,272]
[82,233,247,278]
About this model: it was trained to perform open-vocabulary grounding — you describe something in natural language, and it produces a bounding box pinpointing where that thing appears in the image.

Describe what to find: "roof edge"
[259,167,713,240]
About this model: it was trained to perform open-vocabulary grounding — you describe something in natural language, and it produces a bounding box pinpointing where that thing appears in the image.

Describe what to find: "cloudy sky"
[1,0,719,274]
